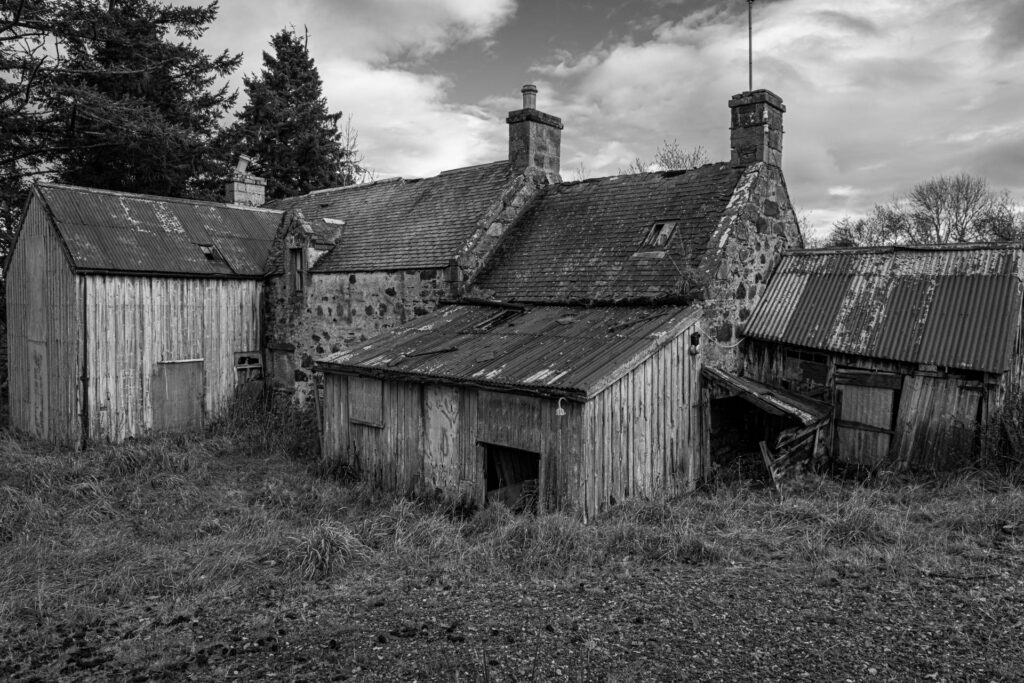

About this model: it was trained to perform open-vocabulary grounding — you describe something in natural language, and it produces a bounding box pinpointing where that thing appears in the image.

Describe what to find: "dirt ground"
[3,557,1022,681]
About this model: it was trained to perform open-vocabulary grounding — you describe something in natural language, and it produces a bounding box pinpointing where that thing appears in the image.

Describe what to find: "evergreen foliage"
[228,27,363,200]
[1,0,240,201]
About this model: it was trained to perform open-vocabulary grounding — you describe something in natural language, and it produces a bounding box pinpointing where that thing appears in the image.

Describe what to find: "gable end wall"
[699,162,803,370]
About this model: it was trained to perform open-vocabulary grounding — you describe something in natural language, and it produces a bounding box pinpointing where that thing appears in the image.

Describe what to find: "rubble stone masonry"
[698,162,803,371]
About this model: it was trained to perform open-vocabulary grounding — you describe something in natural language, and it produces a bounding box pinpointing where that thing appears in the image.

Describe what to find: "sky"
[184,0,1024,238]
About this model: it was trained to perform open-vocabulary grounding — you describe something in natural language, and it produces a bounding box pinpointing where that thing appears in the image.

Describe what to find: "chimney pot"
[521,84,538,109]
[235,154,253,175]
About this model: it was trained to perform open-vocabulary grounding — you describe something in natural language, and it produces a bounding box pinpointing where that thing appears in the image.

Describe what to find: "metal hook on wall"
[556,397,567,417]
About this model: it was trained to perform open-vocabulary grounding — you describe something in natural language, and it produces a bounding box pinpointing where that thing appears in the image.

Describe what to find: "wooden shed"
[6,183,281,445]
[316,304,705,520]
[742,244,1024,470]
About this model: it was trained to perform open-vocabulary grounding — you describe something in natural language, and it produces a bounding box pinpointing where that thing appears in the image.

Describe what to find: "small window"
[642,221,677,249]
[289,247,304,292]
[198,244,219,261]
[234,351,263,384]
[349,376,383,428]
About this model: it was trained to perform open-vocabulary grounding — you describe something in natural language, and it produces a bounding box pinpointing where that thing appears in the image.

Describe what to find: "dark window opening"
[233,351,263,385]
[483,443,539,513]
[198,244,219,261]
[782,347,829,395]
[641,221,677,249]
[290,248,304,292]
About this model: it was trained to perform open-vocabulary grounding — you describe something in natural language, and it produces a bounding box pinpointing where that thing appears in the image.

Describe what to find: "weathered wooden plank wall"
[893,375,983,469]
[581,332,702,518]
[745,341,998,469]
[321,323,702,519]
[6,201,82,444]
[84,276,262,441]
[321,374,586,511]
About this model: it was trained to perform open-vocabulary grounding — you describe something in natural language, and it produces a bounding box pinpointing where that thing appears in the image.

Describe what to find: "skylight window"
[198,244,218,261]
[642,221,677,249]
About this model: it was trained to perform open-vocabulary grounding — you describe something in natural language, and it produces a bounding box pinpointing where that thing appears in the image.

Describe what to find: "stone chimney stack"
[225,154,267,206]
[507,84,563,183]
[729,89,785,168]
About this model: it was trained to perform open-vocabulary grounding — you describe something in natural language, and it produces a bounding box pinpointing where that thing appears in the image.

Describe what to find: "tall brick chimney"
[507,84,563,183]
[729,89,785,167]
[225,154,267,206]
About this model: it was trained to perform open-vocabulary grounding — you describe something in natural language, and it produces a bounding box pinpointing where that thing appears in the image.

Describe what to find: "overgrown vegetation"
[2,401,1023,678]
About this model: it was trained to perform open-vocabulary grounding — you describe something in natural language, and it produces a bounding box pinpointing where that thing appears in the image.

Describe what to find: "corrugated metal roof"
[745,245,1024,373]
[318,304,701,398]
[36,183,283,277]
[702,367,830,426]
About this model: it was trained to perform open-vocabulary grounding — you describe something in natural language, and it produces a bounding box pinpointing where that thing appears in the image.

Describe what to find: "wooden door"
[152,360,204,432]
[833,369,900,468]
[893,375,982,469]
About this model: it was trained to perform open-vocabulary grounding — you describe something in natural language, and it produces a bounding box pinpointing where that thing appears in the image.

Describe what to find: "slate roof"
[266,161,513,273]
[34,183,282,277]
[743,244,1024,374]
[472,163,744,303]
[317,304,700,399]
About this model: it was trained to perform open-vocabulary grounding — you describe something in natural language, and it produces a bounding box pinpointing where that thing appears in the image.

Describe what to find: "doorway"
[482,443,540,513]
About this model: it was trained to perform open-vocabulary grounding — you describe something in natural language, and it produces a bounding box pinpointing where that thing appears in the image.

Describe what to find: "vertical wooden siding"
[321,375,585,511]
[6,201,82,444]
[581,330,703,519]
[84,276,261,441]
[745,342,997,469]
[893,375,982,469]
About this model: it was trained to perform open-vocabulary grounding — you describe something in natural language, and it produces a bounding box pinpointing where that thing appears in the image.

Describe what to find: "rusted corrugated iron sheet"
[702,367,830,426]
[318,304,700,398]
[37,183,282,277]
[745,246,1024,373]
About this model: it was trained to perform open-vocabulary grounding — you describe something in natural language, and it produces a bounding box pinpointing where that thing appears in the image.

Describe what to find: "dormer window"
[642,221,677,249]
[198,244,219,261]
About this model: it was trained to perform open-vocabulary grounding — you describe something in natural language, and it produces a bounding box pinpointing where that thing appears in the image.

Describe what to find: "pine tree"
[0,0,240,199]
[228,27,363,200]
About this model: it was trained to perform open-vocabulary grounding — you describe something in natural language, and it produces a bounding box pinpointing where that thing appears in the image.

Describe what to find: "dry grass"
[2,409,1023,637]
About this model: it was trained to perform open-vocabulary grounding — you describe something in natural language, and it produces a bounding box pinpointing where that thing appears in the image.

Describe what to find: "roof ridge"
[36,182,284,215]
[550,160,732,188]
[306,176,405,196]
[787,242,1024,256]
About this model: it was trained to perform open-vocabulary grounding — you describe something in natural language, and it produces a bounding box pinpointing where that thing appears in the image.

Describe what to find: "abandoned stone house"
[6,84,807,512]
[312,86,804,516]
[261,87,801,402]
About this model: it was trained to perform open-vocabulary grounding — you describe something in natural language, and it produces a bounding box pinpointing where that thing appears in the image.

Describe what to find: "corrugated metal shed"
[318,304,701,398]
[473,163,744,303]
[266,161,513,273]
[744,245,1024,373]
[36,183,283,277]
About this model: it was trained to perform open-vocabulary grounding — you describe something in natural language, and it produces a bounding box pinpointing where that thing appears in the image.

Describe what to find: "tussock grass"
[2,400,1024,631]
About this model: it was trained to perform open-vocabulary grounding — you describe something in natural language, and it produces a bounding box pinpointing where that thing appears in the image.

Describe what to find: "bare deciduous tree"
[620,141,710,175]
[824,173,1022,247]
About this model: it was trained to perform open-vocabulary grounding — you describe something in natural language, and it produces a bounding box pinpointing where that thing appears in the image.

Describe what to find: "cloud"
[524,0,1024,235]
[318,60,504,178]
[309,0,517,63]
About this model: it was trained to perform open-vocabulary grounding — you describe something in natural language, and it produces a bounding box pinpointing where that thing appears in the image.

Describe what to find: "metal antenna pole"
[748,0,754,92]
